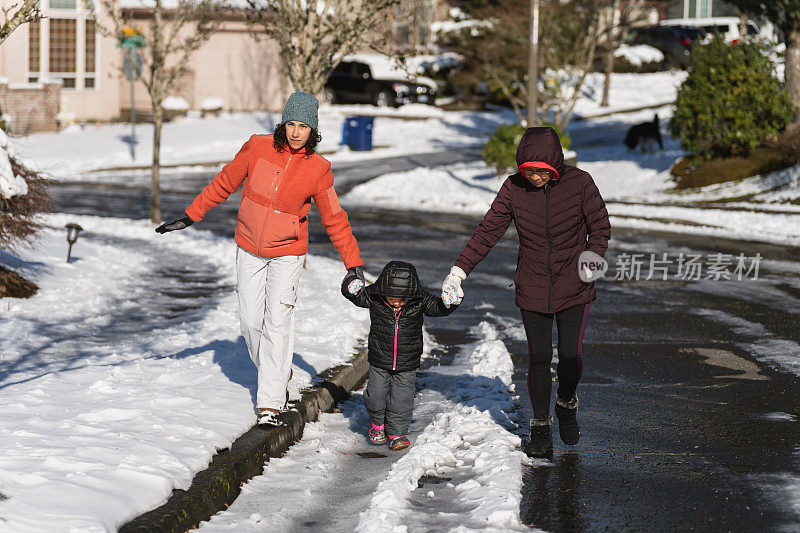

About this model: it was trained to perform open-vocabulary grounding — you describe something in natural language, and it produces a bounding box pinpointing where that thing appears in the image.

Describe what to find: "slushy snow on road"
[200,321,536,532]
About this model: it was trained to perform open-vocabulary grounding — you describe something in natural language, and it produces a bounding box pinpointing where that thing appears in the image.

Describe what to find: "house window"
[685,0,713,18]
[28,20,40,82]
[49,18,77,88]
[49,0,77,9]
[26,8,98,90]
[85,19,96,88]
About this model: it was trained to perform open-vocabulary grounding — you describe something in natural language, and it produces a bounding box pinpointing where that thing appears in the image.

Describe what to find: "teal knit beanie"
[281,92,319,130]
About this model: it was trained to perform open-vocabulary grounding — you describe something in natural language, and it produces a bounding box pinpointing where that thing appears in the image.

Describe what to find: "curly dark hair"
[272,122,322,155]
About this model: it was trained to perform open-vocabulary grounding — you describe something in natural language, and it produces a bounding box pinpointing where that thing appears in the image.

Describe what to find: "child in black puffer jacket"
[342,260,459,451]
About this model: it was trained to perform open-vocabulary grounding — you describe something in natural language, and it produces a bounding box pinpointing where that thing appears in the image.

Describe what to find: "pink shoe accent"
[387,434,399,439]
[371,423,385,431]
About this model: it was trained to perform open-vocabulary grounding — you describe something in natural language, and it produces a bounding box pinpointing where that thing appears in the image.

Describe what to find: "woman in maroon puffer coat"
[441,127,611,457]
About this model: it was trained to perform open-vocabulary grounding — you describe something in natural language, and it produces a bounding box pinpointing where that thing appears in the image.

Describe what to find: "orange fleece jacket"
[185,134,363,269]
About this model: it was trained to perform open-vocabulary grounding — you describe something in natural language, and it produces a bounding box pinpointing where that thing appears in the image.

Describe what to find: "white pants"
[236,247,305,410]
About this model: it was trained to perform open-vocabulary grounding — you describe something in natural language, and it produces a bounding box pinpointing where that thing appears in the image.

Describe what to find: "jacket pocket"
[236,195,269,247]
[250,157,283,200]
[262,209,300,247]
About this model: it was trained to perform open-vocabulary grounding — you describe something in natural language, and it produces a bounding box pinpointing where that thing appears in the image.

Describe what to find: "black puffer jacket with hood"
[342,261,457,372]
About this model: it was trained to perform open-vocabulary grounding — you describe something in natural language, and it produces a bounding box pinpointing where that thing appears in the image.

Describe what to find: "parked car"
[323,59,437,107]
[625,25,704,68]
[660,17,764,44]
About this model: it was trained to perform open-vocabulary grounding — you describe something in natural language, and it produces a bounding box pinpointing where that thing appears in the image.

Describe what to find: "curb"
[119,347,368,533]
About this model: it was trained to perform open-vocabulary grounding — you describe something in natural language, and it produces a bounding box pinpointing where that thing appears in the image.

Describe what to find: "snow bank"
[356,321,527,532]
[343,158,800,247]
[343,161,500,213]
[0,213,369,531]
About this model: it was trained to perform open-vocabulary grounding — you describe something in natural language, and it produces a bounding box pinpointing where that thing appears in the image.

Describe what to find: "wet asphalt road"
[48,154,800,531]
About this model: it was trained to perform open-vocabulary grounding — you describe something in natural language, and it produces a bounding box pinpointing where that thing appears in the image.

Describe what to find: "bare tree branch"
[93,0,225,223]
[0,0,42,46]
[246,0,401,95]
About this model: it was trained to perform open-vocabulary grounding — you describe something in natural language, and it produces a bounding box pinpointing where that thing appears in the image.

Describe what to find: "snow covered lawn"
[0,213,369,531]
[13,107,512,181]
[341,155,800,248]
[572,71,686,118]
[10,72,687,182]
[199,321,535,532]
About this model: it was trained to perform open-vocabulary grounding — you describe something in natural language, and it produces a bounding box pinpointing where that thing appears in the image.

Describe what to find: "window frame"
[26,0,100,91]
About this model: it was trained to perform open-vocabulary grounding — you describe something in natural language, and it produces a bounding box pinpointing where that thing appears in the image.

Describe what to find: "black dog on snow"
[624,114,663,152]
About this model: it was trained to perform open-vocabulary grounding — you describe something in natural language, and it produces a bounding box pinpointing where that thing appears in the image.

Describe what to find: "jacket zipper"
[259,154,292,255]
[271,154,292,209]
[381,296,403,370]
[393,308,401,370]
[545,182,551,313]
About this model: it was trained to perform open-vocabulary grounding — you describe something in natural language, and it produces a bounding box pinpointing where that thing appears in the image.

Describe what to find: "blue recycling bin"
[342,116,374,151]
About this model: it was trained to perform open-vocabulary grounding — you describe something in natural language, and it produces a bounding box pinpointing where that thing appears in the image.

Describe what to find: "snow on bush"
[0,131,27,199]
[201,97,224,111]
[162,96,190,111]
[614,44,664,67]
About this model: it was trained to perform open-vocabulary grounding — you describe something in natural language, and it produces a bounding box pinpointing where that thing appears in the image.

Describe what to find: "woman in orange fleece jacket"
[156,92,364,426]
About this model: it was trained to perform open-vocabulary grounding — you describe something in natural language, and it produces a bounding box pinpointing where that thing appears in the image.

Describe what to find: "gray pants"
[364,365,416,437]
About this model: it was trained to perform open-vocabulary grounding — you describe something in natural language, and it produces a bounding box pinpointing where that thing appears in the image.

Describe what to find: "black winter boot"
[524,416,553,458]
[555,395,580,445]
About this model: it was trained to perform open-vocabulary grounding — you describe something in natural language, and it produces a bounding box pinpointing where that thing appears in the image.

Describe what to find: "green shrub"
[669,38,794,160]
[483,122,572,175]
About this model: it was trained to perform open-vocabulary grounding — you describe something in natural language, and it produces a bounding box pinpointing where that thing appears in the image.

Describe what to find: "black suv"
[324,60,437,107]
[625,25,704,68]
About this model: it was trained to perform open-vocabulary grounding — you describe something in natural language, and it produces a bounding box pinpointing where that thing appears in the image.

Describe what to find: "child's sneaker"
[388,435,410,451]
[369,424,387,444]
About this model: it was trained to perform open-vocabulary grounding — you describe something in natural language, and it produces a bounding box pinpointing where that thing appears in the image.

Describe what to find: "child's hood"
[374,261,425,299]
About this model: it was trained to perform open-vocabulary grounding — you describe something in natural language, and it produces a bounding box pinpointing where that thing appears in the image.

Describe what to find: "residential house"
[667,0,738,19]
[0,0,288,133]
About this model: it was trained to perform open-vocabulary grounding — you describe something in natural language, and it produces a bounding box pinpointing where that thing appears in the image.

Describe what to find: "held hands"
[347,279,364,295]
[344,266,365,294]
[441,266,466,307]
[155,213,194,234]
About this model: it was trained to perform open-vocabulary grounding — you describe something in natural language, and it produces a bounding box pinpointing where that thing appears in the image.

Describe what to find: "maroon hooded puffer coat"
[454,127,611,313]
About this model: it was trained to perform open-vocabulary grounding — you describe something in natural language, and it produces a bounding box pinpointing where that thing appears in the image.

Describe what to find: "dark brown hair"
[272,122,322,155]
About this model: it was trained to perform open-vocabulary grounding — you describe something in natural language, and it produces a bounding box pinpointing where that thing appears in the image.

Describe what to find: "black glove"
[347,266,365,284]
[155,213,194,234]
[343,265,365,296]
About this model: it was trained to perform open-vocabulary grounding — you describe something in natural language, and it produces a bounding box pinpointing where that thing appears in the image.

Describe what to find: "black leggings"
[521,304,590,420]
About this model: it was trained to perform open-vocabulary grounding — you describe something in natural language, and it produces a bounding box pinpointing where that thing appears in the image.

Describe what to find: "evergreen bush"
[483,122,571,175]
[669,38,794,160]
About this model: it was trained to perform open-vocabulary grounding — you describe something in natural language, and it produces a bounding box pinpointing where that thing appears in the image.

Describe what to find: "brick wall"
[0,80,61,135]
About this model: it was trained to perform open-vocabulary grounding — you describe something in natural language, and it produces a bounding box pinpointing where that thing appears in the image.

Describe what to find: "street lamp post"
[527,0,540,127]
[65,223,83,263]
[118,28,145,160]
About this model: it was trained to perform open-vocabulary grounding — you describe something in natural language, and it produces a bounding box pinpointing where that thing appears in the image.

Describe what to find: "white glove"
[441,266,466,308]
